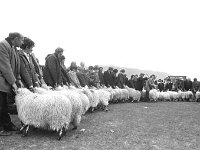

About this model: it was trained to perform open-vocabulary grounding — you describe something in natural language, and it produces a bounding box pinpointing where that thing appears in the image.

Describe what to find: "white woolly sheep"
[96,89,111,111]
[54,87,83,130]
[159,91,170,101]
[167,91,179,101]
[149,89,159,102]
[185,91,194,101]
[195,91,200,102]
[15,88,72,140]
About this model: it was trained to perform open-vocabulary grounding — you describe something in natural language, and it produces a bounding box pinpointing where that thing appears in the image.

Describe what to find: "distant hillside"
[103,65,171,80]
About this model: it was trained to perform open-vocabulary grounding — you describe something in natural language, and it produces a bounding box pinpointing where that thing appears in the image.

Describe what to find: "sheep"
[120,89,129,102]
[101,87,114,102]
[141,90,146,101]
[159,91,170,101]
[96,89,111,111]
[167,91,179,101]
[195,91,200,102]
[82,87,96,112]
[89,89,100,111]
[69,87,90,115]
[112,88,121,103]
[149,89,159,102]
[185,91,194,101]
[178,90,186,101]
[54,87,83,130]
[15,88,72,140]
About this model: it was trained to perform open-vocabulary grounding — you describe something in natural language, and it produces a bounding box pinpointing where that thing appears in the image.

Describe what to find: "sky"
[0,0,200,79]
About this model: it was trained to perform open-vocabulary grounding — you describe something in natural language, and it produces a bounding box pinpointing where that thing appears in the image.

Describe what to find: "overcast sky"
[0,0,200,79]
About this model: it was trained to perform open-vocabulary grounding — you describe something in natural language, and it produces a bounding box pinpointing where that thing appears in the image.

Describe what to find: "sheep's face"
[16,88,32,97]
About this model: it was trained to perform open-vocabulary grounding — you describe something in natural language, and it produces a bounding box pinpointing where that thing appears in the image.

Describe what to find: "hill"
[103,65,171,80]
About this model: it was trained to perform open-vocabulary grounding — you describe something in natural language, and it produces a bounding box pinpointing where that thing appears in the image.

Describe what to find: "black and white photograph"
[0,0,200,149]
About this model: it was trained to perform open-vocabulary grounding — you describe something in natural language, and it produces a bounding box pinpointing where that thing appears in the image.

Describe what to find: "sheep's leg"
[16,124,27,134]
[57,128,64,140]
[72,115,81,130]
[104,105,108,112]
[22,125,30,137]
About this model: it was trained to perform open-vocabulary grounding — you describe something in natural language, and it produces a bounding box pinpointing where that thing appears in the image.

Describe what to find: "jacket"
[0,39,21,93]
[43,54,62,87]
[18,50,37,88]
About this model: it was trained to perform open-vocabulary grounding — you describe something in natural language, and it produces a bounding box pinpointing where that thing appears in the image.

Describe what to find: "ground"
[1,102,200,150]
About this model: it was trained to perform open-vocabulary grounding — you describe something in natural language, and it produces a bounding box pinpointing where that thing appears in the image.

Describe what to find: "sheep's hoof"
[21,125,29,137]
[57,136,62,140]
[17,124,27,134]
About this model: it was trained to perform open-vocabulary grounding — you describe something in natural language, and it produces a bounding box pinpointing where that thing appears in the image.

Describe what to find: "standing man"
[117,69,125,89]
[0,32,24,136]
[98,67,105,86]
[145,74,156,101]
[104,67,113,88]
[135,73,148,91]
[43,47,64,88]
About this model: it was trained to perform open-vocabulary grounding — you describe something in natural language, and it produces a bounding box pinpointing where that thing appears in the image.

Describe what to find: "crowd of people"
[0,32,200,136]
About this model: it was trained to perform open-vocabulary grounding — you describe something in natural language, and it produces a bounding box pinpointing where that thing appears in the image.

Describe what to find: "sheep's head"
[41,84,52,90]
[16,88,32,97]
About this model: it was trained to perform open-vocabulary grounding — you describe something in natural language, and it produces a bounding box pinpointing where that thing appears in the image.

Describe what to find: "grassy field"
[1,102,200,150]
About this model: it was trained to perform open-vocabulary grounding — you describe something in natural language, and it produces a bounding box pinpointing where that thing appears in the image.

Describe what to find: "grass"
[1,102,200,150]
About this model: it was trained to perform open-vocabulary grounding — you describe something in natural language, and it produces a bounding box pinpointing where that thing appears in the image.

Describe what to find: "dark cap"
[108,67,113,71]
[94,65,99,70]
[55,47,64,53]
[139,73,145,76]
[88,66,94,70]
[120,69,125,73]
[113,69,118,73]
[8,32,23,40]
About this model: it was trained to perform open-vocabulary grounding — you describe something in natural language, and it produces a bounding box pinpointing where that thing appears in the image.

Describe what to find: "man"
[59,55,71,86]
[98,67,105,86]
[165,79,173,91]
[135,73,148,91]
[43,47,64,88]
[0,32,24,136]
[183,78,193,91]
[192,78,200,94]
[117,69,125,89]
[111,69,118,88]
[145,74,156,101]
[103,67,113,87]
[157,79,164,92]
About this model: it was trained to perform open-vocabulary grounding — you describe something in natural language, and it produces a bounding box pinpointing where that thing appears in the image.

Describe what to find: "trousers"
[0,91,12,128]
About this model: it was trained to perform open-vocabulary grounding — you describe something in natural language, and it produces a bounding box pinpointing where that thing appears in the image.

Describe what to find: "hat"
[113,69,118,73]
[8,32,23,40]
[55,47,64,53]
[120,69,125,73]
[139,73,145,76]
[94,65,99,70]
[99,66,103,70]
[88,66,94,70]
[108,67,113,71]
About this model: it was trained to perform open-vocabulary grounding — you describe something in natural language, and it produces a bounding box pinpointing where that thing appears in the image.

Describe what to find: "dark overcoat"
[0,39,21,93]
[117,73,125,89]
[43,54,62,87]
[18,51,37,88]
